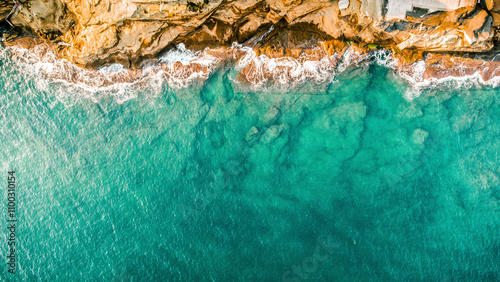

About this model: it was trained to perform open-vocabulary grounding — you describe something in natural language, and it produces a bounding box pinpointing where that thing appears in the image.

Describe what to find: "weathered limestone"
[1,0,498,68]
[385,0,477,19]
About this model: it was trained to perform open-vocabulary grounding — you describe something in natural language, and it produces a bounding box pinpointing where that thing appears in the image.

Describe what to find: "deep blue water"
[0,49,499,281]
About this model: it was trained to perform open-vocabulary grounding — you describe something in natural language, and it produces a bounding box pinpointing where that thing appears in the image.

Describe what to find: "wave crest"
[3,40,500,102]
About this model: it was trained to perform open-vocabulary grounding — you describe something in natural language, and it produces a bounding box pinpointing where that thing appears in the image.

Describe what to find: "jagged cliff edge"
[1,0,500,90]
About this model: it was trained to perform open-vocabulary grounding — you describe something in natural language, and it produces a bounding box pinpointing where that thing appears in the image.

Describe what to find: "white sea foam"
[99,63,127,73]
[4,46,153,104]
[158,43,200,65]
[3,41,500,102]
[373,49,396,68]
[157,43,223,89]
[396,58,500,100]
[234,47,338,91]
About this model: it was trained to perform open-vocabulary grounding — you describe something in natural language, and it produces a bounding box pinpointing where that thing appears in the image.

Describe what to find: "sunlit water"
[0,46,499,281]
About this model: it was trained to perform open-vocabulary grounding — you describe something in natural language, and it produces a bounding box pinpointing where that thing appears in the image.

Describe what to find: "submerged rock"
[411,128,429,145]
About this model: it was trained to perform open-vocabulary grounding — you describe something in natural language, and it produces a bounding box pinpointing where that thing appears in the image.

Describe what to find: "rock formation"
[0,0,499,69]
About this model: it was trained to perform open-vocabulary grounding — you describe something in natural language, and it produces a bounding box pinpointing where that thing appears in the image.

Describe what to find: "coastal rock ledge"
[1,0,500,69]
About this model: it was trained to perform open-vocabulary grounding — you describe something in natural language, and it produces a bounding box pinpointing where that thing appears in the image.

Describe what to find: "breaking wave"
[2,41,500,103]
[157,43,223,89]
[234,46,336,90]
[398,58,500,100]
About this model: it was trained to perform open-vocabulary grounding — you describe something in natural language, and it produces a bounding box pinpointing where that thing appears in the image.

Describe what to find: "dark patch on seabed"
[0,56,499,281]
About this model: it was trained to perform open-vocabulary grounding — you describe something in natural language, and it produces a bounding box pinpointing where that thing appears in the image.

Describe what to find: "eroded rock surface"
[1,0,499,68]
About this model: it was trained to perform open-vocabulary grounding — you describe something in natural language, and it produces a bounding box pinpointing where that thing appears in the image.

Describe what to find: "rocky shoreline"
[6,35,500,93]
[2,0,500,89]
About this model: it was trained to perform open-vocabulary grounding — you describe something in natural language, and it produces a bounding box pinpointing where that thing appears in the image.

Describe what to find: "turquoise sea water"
[0,48,499,281]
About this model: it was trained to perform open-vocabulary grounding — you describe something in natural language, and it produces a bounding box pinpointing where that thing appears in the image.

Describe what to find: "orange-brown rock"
[0,0,496,69]
[423,53,500,81]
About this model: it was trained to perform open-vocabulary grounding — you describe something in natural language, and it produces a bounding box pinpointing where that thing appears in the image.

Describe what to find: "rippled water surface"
[0,48,499,281]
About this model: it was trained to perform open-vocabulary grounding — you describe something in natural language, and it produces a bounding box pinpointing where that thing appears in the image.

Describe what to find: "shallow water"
[0,47,499,281]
